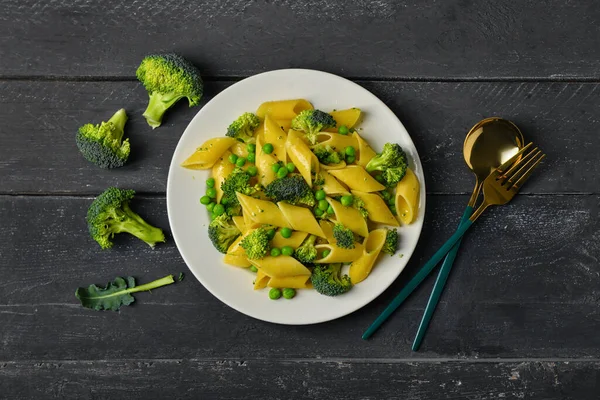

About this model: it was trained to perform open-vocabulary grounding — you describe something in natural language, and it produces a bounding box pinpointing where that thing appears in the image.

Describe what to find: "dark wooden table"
[2,1,600,399]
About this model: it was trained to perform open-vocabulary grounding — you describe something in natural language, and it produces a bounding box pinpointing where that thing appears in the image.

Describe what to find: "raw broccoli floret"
[382,228,399,256]
[312,144,343,164]
[240,227,270,259]
[332,223,355,249]
[352,196,369,218]
[365,143,408,187]
[294,235,317,263]
[264,175,316,207]
[76,108,130,169]
[220,168,261,214]
[291,109,336,144]
[311,263,352,297]
[226,112,260,143]
[86,187,165,249]
[136,53,203,129]
[208,214,241,254]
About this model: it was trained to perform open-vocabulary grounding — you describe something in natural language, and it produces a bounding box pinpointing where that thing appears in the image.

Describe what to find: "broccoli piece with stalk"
[312,144,343,165]
[311,263,352,296]
[291,109,336,144]
[294,235,318,263]
[264,174,316,208]
[87,187,165,249]
[208,214,242,254]
[365,143,408,187]
[332,223,355,249]
[75,108,130,169]
[220,168,261,215]
[382,228,399,256]
[240,227,271,259]
[226,112,260,143]
[136,53,203,129]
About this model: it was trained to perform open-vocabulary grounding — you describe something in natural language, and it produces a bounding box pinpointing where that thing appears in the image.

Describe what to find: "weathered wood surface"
[1,80,598,195]
[2,194,598,361]
[1,1,600,79]
[2,359,599,400]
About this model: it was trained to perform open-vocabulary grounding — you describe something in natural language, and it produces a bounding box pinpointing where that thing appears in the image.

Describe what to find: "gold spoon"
[411,117,524,350]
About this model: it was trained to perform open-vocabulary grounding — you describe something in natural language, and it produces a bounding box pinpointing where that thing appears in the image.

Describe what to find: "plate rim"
[166,68,426,325]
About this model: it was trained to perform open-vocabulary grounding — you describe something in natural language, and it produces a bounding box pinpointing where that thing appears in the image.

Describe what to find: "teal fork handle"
[362,217,474,340]
[411,205,474,351]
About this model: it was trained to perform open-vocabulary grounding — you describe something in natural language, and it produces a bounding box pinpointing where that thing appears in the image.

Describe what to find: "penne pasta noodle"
[349,229,387,283]
[394,167,420,225]
[256,99,313,119]
[181,137,237,169]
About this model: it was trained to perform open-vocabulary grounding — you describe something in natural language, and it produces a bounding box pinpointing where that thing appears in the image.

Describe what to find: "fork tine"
[497,142,533,173]
[511,153,546,191]
[505,148,541,183]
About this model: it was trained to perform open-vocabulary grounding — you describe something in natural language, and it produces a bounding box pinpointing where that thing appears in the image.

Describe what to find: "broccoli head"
[311,263,352,296]
[136,53,203,129]
[264,174,316,207]
[382,228,399,256]
[76,108,130,169]
[86,187,165,249]
[352,196,369,219]
[220,168,261,215]
[291,109,336,144]
[365,143,408,187]
[294,235,317,263]
[312,144,343,165]
[240,227,271,259]
[332,223,355,249]
[226,112,260,143]
[208,214,242,254]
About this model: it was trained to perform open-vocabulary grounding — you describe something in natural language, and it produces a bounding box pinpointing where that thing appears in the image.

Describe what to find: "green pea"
[247,143,256,153]
[345,146,356,157]
[338,125,349,135]
[269,288,282,300]
[281,246,294,256]
[322,249,331,257]
[318,199,329,211]
[247,152,256,163]
[271,163,281,173]
[228,153,238,164]
[263,143,274,154]
[327,205,334,215]
[247,166,258,177]
[341,195,353,207]
[314,207,324,217]
[200,195,211,205]
[210,213,218,221]
[286,162,295,172]
[387,197,395,206]
[345,155,355,164]
[270,247,281,257]
[281,227,293,238]
[213,204,225,216]
[221,197,229,206]
[315,189,326,201]
[283,288,296,299]
[206,187,217,198]
[266,228,276,240]
[277,167,288,179]
[207,202,216,212]
[381,190,391,199]
[236,157,246,167]
[250,265,258,273]
[206,178,215,188]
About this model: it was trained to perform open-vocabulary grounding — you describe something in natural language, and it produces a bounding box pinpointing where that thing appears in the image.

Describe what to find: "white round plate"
[167,69,426,325]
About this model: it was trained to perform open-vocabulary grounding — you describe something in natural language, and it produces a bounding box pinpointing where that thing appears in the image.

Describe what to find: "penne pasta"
[237,193,291,228]
[181,137,237,169]
[394,167,420,225]
[271,230,309,249]
[286,130,319,186]
[255,134,278,187]
[212,150,236,203]
[256,99,313,119]
[351,190,399,226]
[254,269,270,290]
[223,254,252,268]
[314,132,358,151]
[326,197,369,237]
[325,108,362,132]
[318,169,350,196]
[328,165,386,193]
[278,202,326,238]
[349,229,387,283]
[353,132,377,167]
[267,275,312,289]
[264,114,288,163]
[314,243,364,263]
[250,256,312,277]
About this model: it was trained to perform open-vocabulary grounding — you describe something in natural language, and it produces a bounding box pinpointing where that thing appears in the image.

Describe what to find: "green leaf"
[75,274,175,311]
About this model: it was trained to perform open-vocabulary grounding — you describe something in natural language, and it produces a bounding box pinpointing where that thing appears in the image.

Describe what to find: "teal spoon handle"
[362,217,474,340]
[411,205,474,351]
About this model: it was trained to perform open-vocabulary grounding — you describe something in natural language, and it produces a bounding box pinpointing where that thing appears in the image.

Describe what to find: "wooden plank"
[1,359,599,400]
[1,1,600,79]
[1,194,599,360]
[0,80,597,194]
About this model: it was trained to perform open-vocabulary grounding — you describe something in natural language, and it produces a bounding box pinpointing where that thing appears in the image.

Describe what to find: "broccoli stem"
[107,108,128,140]
[116,203,166,247]
[127,275,175,294]
[142,92,184,129]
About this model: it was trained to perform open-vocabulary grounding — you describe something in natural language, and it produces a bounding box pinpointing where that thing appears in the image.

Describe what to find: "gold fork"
[362,143,545,339]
